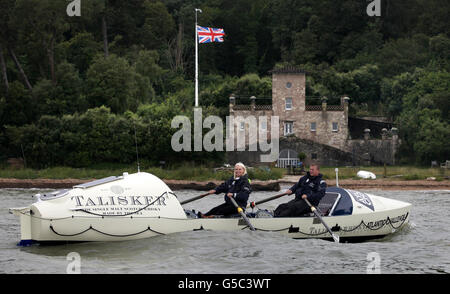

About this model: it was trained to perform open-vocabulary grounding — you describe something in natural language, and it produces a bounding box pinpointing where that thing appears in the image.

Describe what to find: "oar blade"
[332,234,340,243]
[306,198,340,243]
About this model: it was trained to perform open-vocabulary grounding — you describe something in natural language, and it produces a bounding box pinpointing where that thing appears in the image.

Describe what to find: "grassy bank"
[319,166,449,181]
[0,165,285,181]
[0,164,448,182]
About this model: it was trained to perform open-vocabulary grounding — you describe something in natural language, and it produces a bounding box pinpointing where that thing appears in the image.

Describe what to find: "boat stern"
[9,206,34,246]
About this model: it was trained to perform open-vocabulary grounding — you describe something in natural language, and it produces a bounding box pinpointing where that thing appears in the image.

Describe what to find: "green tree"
[0,81,36,126]
[33,61,86,116]
[414,0,450,37]
[131,49,165,97]
[380,71,420,117]
[13,0,70,84]
[141,0,176,50]
[235,73,272,97]
[59,32,102,75]
[429,34,450,72]
[5,115,63,167]
[377,35,430,77]
[397,71,450,163]
[86,54,152,113]
[199,73,272,110]
[412,111,450,163]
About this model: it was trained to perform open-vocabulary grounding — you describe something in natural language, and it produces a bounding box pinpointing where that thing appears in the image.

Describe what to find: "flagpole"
[194,8,202,108]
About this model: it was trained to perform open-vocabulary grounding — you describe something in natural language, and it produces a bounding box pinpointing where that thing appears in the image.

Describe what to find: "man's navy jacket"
[289,172,327,206]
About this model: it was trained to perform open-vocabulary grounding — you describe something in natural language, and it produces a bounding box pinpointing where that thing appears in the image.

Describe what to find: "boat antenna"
[133,122,140,173]
[335,168,339,187]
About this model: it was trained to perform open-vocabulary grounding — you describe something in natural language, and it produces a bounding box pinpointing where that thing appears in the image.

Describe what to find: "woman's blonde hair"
[234,162,247,178]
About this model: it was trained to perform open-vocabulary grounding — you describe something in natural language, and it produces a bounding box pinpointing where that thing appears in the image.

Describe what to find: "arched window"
[277,149,299,168]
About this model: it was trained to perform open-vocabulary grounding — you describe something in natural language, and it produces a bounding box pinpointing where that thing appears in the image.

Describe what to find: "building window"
[286,82,292,88]
[240,122,245,131]
[332,122,338,132]
[284,121,293,135]
[311,153,317,160]
[310,122,316,132]
[285,97,292,110]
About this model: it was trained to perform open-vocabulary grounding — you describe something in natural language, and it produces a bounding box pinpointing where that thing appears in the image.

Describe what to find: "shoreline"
[0,177,449,191]
[280,176,450,190]
[0,178,281,191]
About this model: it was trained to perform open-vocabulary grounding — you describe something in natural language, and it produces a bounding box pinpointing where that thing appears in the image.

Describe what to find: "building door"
[277,149,299,168]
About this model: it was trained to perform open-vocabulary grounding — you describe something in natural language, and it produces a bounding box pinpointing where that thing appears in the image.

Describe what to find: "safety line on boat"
[241,225,290,232]
[49,225,165,237]
[338,212,409,232]
[241,224,327,235]
[240,212,409,235]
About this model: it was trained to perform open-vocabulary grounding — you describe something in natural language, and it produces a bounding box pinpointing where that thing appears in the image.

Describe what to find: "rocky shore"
[0,178,281,191]
[280,176,450,190]
[0,177,449,191]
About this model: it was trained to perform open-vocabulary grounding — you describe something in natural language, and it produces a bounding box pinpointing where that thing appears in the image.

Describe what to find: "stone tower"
[271,66,306,138]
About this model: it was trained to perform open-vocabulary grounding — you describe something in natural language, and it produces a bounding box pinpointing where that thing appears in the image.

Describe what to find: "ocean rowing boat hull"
[12,201,410,244]
[9,172,412,245]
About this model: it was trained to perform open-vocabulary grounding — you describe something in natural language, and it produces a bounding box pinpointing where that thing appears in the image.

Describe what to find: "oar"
[229,197,256,231]
[246,192,289,209]
[180,192,210,205]
[304,198,340,243]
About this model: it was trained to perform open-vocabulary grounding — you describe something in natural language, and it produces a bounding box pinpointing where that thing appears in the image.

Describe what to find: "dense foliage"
[0,0,448,167]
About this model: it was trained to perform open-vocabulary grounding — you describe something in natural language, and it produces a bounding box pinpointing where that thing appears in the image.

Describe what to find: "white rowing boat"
[9,172,411,245]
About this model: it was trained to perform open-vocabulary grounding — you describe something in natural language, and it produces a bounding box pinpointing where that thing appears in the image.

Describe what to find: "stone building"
[227,66,399,167]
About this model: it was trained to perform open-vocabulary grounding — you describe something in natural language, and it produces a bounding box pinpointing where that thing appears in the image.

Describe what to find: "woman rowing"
[198,162,252,218]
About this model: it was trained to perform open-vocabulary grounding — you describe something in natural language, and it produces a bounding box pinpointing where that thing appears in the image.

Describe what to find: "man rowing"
[274,164,326,217]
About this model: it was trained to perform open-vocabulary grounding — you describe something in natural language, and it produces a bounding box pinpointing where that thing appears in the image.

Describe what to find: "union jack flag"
[197,26,225,43]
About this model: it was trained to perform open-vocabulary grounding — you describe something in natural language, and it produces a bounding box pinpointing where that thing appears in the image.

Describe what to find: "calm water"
[1,186,449,274]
